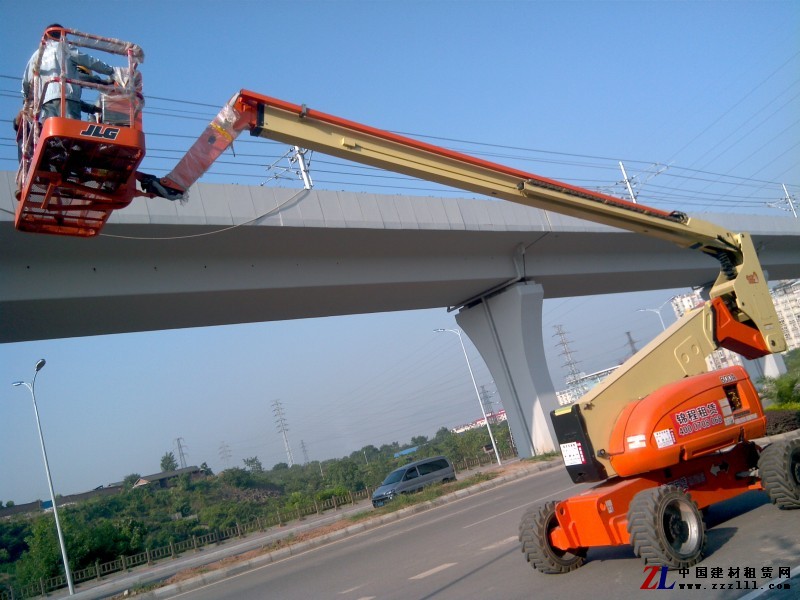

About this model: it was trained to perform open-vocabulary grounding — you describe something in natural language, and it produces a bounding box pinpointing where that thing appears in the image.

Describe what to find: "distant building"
[771,280,800,351]
[393,446,419,458]
[132,466,203,489]
[556,366,620,406]
[451,409,508,434]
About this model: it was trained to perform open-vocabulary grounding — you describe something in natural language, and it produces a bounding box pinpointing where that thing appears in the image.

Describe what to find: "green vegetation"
[521,451,560,463]
[160,452,178,472]
[0,422,514,592]
[761,349,800,408]
[760,350,800,434]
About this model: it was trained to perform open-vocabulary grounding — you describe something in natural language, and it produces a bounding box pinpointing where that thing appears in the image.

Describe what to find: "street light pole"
[637,297,674,332]
[12,359,75,596]
[637,307,666,331]
[435,329,502,466]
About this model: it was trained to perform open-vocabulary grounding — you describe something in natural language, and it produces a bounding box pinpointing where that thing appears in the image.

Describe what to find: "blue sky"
[1,1,798,504]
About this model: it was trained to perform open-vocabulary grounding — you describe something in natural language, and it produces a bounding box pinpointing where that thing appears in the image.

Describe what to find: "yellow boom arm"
[163,90,786,479]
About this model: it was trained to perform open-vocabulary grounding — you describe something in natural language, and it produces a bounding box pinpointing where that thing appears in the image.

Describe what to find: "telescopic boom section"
[165,90,743,255]
[162,90,786,480]
[163,89,784,352]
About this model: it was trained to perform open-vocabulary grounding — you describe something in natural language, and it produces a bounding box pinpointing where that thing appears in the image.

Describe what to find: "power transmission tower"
[174,437,188,469]
[300,440,310,465]
[218,441,232,468]
[625,331,639,358]
[553,325,588,398]
[272,399,295,467]
[479,385,495,424]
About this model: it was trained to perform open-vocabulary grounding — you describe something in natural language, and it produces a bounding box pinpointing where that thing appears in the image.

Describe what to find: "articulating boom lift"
[15,28,800,573]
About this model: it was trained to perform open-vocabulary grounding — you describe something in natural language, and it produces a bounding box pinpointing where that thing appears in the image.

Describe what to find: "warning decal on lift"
[560,441,586,466]
[654,428,676,448]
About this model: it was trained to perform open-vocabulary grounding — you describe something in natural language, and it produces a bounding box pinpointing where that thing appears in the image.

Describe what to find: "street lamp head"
[12,381,24,387]
[35,359,46,372]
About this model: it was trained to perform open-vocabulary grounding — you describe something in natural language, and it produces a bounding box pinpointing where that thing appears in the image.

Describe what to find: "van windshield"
[382,470,405,485]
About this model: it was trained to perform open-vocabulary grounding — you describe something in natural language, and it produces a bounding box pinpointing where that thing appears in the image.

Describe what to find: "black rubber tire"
[519,501,586,574]
[627,485,706,569]
[759,438,800,509]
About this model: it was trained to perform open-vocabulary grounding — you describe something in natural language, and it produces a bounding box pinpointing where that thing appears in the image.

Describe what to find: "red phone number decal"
[671,400,724,437]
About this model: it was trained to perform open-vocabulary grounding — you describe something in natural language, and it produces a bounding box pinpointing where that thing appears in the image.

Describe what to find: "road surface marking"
[463,484,576,528]
[339,584,364,594]
[481,535,519,551]
[410,562,457,580]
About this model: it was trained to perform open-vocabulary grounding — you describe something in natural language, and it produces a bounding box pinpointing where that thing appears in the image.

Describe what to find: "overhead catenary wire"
[0,73,796,214]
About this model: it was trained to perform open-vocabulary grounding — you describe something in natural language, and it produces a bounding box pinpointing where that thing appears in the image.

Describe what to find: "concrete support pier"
[456,282,559,457]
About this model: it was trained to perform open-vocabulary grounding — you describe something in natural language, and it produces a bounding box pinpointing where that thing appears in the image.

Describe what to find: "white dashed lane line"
[481,535,519,551]
[410,563,458,580]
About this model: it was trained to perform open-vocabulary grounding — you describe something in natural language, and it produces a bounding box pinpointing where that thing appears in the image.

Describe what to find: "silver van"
[371,456,456,508]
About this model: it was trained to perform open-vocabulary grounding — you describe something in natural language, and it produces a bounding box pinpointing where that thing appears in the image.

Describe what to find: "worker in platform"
[21,23,114,122]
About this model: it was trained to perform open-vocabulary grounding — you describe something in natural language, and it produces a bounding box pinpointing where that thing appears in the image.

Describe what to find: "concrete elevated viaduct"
[3,171,799,455]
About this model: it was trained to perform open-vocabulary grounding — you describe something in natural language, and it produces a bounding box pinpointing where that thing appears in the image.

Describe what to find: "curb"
[128,459,562,599]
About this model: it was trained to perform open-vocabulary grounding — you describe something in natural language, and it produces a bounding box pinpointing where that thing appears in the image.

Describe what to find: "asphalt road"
[163,466,800,600]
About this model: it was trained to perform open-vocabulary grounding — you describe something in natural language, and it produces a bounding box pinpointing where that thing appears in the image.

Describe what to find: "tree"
[324,458,365,491]
[199,462,214,476]
[243,456,264,473]
[218,467,256,489]
[161,451,179,472]
[122,473,141,489]
[14,516,62,587]
[760,349,800,408]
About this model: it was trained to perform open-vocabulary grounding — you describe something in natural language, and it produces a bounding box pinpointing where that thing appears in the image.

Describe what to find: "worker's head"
[46,23,64,40]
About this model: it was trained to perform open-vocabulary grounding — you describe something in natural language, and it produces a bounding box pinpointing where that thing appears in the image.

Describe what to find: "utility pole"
[218,441,232,468]
[290,146,313,190]
[619,161,637,203]
[272,399,295,467]
[300,440,310,465]
[174,437,188,469]
[554,325,588,400]
[768,184,798,218]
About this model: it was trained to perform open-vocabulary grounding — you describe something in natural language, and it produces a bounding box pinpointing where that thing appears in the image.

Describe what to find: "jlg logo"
[79,124,120,140]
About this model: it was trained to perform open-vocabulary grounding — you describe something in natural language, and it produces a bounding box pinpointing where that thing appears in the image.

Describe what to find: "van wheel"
[759,438,800,509]
[519,501,586,574]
